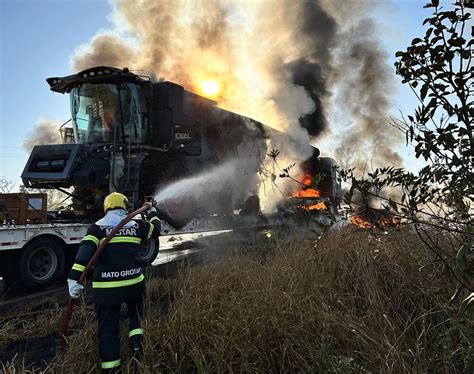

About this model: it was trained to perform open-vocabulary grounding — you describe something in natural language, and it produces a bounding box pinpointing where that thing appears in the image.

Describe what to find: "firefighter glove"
[68,279,84,299]
[147,206,157,215]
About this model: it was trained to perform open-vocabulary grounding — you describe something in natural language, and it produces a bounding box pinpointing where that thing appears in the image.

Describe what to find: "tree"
[0,177,15,194]
[341,1,473,308]
[394,0,472,220]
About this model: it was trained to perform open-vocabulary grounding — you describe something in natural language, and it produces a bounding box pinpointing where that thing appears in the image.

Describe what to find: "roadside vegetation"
[1,226,472,373]
[340,0,473,310]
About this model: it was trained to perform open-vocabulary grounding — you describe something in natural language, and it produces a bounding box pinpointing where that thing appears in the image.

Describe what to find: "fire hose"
[61,201,152,339]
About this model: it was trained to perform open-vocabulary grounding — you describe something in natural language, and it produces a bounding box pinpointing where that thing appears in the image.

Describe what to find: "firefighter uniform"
[68,193,160,371]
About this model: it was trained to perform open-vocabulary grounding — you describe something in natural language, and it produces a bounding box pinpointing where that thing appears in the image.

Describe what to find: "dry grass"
[1,226,473,373]
[0,298,64,350]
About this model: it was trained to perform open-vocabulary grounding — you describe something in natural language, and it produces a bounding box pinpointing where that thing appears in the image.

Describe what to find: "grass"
[1,226,473,373]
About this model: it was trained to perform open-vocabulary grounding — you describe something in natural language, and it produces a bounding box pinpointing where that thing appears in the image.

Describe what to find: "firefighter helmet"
[103,192,130,212]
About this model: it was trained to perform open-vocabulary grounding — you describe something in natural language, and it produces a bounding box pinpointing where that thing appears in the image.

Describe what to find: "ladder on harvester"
[121,153,145,209]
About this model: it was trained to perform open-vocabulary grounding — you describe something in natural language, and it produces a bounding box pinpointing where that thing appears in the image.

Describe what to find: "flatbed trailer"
[0,220,159,291]
[0,200,335,292]
[0,211,242,291]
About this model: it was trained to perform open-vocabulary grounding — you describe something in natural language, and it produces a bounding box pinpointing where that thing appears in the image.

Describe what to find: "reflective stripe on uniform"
[101,359,121,369]
[146,222,155,239]
[100,236,142,245]
[72,263,85,272]
[92,274,145,289]
[129,328,143,337]
[82,235,99,246]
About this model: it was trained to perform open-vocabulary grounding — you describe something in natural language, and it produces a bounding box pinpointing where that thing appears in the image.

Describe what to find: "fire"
[199,80,220,97]
[305,202,326,211]
[350,210,404,229]
[350,215,374,228]
[292,174,320,198]
[291,173,326,211]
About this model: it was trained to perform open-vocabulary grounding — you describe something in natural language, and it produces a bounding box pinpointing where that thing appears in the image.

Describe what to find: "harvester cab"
[21,66,204,222]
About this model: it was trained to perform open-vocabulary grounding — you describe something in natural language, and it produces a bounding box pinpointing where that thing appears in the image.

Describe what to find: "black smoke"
[289,59,328,138]
[287,1,337,138]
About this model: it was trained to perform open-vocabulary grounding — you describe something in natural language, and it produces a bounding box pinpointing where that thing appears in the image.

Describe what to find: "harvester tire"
[158,197,198,229]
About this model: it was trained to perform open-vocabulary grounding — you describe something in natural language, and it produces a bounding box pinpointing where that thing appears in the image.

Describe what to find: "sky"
[0,0,458,187]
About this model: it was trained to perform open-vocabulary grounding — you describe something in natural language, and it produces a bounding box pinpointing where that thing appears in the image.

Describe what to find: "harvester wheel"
[158,196,198,229]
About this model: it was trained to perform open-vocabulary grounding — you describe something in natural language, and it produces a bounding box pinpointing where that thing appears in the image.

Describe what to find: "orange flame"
[305,202,326,211]
[350,213,404,229]
[350,215,374,228]
[292,174,320,198]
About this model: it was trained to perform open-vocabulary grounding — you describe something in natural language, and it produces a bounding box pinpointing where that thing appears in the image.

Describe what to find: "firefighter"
[67,192,160,371]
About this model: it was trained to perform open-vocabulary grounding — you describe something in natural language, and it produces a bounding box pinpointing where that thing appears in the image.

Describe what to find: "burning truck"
[0,66,341,291]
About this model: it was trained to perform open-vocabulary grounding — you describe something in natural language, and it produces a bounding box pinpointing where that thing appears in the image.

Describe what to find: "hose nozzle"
[144,196,157,208]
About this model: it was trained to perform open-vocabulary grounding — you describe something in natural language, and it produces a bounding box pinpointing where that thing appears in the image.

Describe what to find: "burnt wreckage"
[22,66,340,227]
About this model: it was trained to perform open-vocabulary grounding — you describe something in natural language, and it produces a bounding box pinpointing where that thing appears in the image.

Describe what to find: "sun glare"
[200,80,220,97]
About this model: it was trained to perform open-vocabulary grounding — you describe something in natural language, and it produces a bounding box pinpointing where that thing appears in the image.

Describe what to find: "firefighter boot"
[129,334,143,360]
[129,338,143,373]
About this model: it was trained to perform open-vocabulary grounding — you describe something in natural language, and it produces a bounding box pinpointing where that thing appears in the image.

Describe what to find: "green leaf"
[420,82,429,101]
[445,51,454,61]
[460,49,471,59]
[448,38,464,47]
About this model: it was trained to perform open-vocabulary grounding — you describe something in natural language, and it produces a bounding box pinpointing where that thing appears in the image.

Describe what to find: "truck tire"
[18,238,66,290]
[138,238,159,265]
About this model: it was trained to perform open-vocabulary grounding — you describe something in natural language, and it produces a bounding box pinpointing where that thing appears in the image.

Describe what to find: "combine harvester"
[0,66,341,291]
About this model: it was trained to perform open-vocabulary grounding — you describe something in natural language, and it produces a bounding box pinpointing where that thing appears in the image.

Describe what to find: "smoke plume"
[286,0,336,138]
[70,0,402,173]
[23,117,63,152]
[330,19,403,172]
[71,32,135,71]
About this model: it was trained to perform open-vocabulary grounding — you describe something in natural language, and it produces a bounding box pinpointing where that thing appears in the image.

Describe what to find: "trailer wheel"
[18,238,65,290]
[138,238,159,265]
